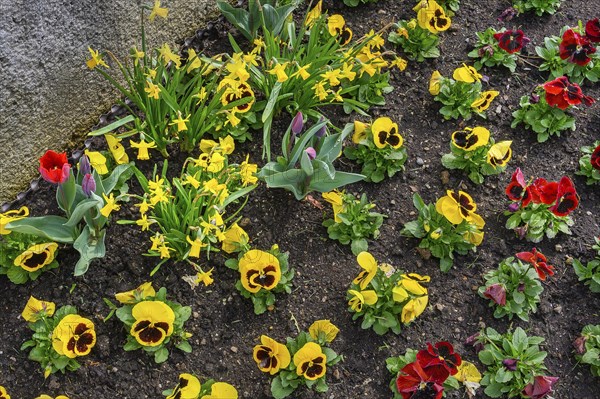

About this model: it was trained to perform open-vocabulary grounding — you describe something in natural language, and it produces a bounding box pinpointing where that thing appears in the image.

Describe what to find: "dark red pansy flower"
[506,168,527,201]
[585,18,600,43]
[494,29,530,54]
[531,178,558,205]
[396,361,448,399]
[559,29,596,66]
[516,248,555,281]
[417,341,462,375]
[483,283,506,306]
[39,150,71,184]
[522,376,558,399]
[590,144,600,171]
[549,176,579,217]
[543,76,595,110]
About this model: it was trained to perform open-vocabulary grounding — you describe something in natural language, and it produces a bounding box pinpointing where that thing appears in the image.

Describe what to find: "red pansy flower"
[522,375,559,399]
[39,150,71,184]
[543,76,595,110]
[549,176,579,216]
[494,29,530,53]
[505,168,527,201]
[396,361,448,399]
[559,29,596,66]
[516,248,555,281]
[590,144,600,171]
[417,341,462,375]
[530,178,558,205]
[585,18,600,43]
[483,283,506,306]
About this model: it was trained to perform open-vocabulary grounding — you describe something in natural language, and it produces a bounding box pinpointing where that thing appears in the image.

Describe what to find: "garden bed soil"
[1,0,600,398]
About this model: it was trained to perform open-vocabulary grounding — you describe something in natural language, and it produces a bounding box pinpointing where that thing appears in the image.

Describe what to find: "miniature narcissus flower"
[52,315,96,358]
[39,150,70,184]
[253,335,291,375]
[22,296,55,322]
[158,43,181,68]
[309,320,340,343]
[294,342,327,380]
[436,190,485,228]
[0,206,28,235]
[148,0,168,21]
[267,62,289,83]
[487,141,512,167]
[304,0,322,27]
[14,242,58,272]
[240,155,258,186]
[100,193,120,217]
[372,117,403,149]
[239,249,281,293]
[353,251,378,289]
[221,223,249,253]
[86,47,109,70]
[166,373,200,399]
[130,301,175,346]
[195,268,214,287]
[114,281,156,304]
[451,127,490,151]
[129,139,157,160]
[494,29,530,53]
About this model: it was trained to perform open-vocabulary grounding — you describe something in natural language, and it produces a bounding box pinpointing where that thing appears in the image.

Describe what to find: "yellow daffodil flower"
[130,47,144,66]
[193,86,208,104]
[105,134,129,164]
[145,81,161,100]
[0,206,29,235]
[206,153,226,173]
[129,139,157,160]
[267,62,289,83]
[309,320,339,343]
[240,155,258,186]
[322,190,345,223]
[166,374,200,399]
[14,242,58,272]
[312,80,329,101]
[22,296,55,322]
[226,53,250,82]
[100,193,120,217]
[219,135,235,155]
[390,56,408,71]
[182,173,201,189]
[451,126,490,151]
[136,214,153,231]
[115,282,155,304]
[186,49,202,73]
[253,335,291,375]
[130,301,174,346]
[471,90,500,112]
[339,62,356,81]
[348,289,378,312]
[321,69,342,87]
[304,0,322,27]
[401,295,428,323]
[429,70,443,95]
[170,110,190,132]
[186,235,205,258]
[149,0,168,21]
[292,63,311,80]
[84,150,108,174]
[293,342,327,380]
[435,190,485,228]
[158,43,181,68]
[86,47,109,70]
[353,251,378,289]
[195,267,214,286]
[365,29,385,50]
[487,140,512,168]
[149,233,164,251]
[453,64,482,83]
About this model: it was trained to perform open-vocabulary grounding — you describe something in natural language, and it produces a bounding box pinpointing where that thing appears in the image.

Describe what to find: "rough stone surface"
[0,0,218,203]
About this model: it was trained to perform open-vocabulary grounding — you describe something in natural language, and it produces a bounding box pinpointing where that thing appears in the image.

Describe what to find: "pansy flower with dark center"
[0,386,10,399]
[166,373,201,399]
[219,80,255,113]
[327,14,352,45]
[130,301,175,347]
[522,375,558,399]
[52,314,96,358]
[252,335,291,375]
[516,248,555,280]
[549,176,579,217]
[21,296,55,322]
[483,283,506,306]
[396,360,449,399]
[591,144,600,170]
[487,141,512,168]
[239,249,281,293]
[14,242,58,272]
[348,289,378,312]
[543,76,595,110]
[39,150,71,184]
[353,251,378,289]
[585,18,600,42]
[471,90,499,112]
[505,168,527,201]
[435,190,485,228]
[372,117,403,149]
[494,29,530,54]
[559,29,597,66]
[417,0,451,34]
[530,178,558,205]
[417,341,462,375]
[451,126,490,151]
[293,342,327,380]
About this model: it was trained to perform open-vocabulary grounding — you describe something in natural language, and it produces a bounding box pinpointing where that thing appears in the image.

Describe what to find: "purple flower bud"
[465,333,484,353]
[305,147,316,160]
[316,116,327,138]
[498,7,517,22]
[573,336,587,355]
[480,45,494,57]
[503,358,518,371]
[518,283,526,292]
[514,225,528,240]
[291,111,304,135]
[82,173,96,197]
[530,93,540,104]
[483,283,506,306]
[508,202,520,212]
[481,74,490,83]
[79,154,91,175]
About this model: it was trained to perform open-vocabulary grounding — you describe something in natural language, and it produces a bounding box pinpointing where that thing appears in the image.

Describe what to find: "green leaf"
[6,216,75,243]
[88,115,135,136]
[154,347,169,363]
[73,227,106,276]
[7,266,29,284]
[351,239,368,255]
[262,81,282,124]
[176,340,193,353]
[271,376,296,399]
[64,198,101,227]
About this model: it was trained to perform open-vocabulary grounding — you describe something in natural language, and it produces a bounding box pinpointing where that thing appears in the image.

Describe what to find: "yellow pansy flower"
[115,282,156,304]
[429,70,443,95]
[453,64,482,83]
[0,206,29,235]
[308,320,339,343]
[348,289,378,312]
[472,90,500,112]
[22,296,55,322]
[487,140,512,168]
[401,295,428,323]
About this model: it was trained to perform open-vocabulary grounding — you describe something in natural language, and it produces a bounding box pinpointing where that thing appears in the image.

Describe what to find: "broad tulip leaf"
[6,216,75,243]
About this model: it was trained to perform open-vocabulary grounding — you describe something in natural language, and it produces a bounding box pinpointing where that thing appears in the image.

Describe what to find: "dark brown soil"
[1,1,600,398]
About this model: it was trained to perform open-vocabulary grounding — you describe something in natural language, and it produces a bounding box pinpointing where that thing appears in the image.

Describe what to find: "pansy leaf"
[351,239,368,255]
[271,375,295,399]
[154,347,169,363]
[175,341,192,353]
[6,266,29,284]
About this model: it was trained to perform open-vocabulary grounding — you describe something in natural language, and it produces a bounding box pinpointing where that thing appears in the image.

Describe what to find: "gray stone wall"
[0,0,219,203]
